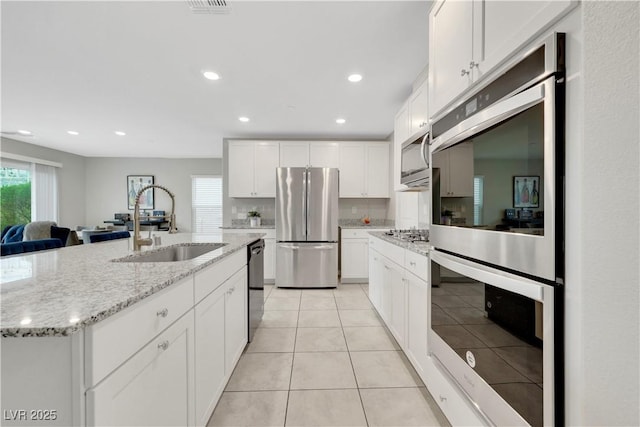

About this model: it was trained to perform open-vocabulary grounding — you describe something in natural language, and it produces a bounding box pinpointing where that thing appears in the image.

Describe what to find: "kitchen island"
[1,231,264,426]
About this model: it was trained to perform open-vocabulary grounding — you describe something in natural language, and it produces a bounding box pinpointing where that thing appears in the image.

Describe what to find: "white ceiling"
[1,1,430,158]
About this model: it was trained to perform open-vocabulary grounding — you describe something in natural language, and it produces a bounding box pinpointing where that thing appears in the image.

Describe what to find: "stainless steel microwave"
[400,128,430,188]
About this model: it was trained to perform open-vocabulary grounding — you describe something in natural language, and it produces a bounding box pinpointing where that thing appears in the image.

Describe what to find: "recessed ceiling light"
[238,117,250,122]
[203,71,220,80]
[336,118,346,124]
[17,129,32,135]
[114,131,126,136]
[69,317,80,324]
[20,318,32,326]
[347,74,362,83]
[67,130,79,135]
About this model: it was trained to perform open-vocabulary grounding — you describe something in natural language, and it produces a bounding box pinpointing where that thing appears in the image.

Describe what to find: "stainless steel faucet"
[133,184,177,250]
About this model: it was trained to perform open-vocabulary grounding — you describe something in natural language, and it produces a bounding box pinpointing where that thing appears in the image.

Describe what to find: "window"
[192,176,222,233]
[0,155,59,230]
[473,176,484,226]
[0,160,31,230]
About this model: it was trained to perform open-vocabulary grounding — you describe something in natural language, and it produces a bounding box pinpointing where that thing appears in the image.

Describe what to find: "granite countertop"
[339,219,395,229]
[0,231,264,338]
[220,225,275,229]
[368,231,430,257]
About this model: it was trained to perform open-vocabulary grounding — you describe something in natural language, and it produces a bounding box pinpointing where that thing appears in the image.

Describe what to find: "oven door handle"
[431,250,545,302]
[420,131,430,169]
[431,80,547,153]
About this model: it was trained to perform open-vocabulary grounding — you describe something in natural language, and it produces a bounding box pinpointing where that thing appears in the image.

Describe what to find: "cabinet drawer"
[405,250,429,280]
[194,250,245,303]
[369,236,404,266]
[85,277,194,387]
[341,228,386,239]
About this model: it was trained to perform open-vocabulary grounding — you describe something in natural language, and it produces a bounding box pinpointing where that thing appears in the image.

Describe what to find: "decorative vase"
[250,217,261,227]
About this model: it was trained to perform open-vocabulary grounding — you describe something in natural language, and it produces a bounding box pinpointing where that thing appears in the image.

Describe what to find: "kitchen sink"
[114,243,227,263]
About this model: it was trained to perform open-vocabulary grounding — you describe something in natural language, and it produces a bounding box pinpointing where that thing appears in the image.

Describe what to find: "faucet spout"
[133,184,178,251]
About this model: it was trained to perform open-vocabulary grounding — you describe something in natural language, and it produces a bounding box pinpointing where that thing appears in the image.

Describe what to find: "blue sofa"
[89,231,131,243]
[1,224,68,256]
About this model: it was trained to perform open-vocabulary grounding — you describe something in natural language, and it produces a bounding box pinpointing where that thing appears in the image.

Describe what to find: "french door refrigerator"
[275,167,339,288]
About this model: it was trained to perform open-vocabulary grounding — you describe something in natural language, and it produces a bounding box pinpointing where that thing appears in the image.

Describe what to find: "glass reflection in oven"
[431,272,543,427]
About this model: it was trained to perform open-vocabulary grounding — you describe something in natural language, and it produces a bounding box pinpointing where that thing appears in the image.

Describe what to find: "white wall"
[564,2,639,425]
[84,157,222,232]
[1,137,86,228]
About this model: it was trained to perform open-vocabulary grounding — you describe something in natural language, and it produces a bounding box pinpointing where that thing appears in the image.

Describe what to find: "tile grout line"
[337,291,371,427]
[282,290,302,427]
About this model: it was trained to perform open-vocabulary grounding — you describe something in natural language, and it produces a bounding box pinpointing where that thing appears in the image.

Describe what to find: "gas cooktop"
[384,229,429,243]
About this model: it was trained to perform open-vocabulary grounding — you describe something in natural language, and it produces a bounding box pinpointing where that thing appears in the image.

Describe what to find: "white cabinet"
[340,228,387,282]
[409,78,429,136]
[387,261,406,348]
[279,141,340,168]
[429,0,575,117]
[87,312,195,427]
[432,142,474,197]
[406,272,429,376]
[339,142,390,198]
[228,141,279,197]
[225,268,248,372]
[393,101,410,191]
[368,247,384,312]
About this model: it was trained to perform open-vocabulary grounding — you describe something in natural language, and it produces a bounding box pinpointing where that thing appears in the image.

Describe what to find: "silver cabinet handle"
[157,308,169,318]
[384,265,390,270]
[410,261,416,266]
[158,340,169,351]
[469,61,478,69]
[439,395,447,403]
[461,69,470,77]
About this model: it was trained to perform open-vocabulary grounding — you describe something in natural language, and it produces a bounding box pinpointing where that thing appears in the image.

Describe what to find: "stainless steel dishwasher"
[247,239,264,342]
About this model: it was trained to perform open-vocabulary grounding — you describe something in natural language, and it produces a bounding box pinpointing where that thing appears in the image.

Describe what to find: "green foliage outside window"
[0,182,31,231]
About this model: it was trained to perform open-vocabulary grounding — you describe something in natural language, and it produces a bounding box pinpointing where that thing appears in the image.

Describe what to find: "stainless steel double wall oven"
[428,33,565,427]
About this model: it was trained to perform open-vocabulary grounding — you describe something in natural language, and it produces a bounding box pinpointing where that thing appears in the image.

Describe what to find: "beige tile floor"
[208,283,450,427]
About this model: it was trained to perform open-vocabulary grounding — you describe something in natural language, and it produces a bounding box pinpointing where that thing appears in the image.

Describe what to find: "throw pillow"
[50,226,71,247]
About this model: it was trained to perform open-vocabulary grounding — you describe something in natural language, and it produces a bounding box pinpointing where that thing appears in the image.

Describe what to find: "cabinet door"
[228,142,255,197]
[388,263,406,348]
[429,0,473,117]
[365,143,390,198]
[310,142,340,168]
[409,79,429,136]
[225,268,247,373]
[253,142,280,197]
[397,192,420,229]
[264,238,275,282]
[448,142,474,197]
[339,143,366,197]
[393,102,410,191]
[368,248,384,312]
[194,285,226,426]
[341,239,368,280]
[280,142,309,167]
[475,0,574,80]
[87,312,195,427]
[406,272,429,376]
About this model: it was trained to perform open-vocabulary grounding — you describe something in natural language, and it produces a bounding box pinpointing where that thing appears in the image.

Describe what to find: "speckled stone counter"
[0,231,264,337]
[220,225,275,229]
[368,231,430,257]
[339,219,395,229]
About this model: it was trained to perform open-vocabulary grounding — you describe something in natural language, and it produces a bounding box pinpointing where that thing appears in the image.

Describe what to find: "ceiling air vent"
[187,0,231,14]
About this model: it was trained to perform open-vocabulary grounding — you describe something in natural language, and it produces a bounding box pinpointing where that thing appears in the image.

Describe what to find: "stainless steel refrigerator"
[275,167,339,288]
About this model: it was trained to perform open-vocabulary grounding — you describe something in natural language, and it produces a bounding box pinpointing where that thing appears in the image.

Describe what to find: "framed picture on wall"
[513,176,540,208]
[127,175,154,210]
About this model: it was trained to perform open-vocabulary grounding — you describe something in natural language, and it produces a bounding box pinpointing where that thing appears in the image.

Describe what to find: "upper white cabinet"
[228,141,279,197]
[429,0,575,117]
[339,142,390,198]
[432,142,474,197]
[409,78,429,136]
[280,141,340,168]
[393,102,410,192]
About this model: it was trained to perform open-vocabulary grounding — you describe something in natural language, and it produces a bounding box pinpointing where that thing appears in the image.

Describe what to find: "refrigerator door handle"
[304,168,309,239]
[279,244,300,250]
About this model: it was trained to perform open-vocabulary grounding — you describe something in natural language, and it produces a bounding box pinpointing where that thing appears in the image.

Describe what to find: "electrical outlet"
[352,206,357,214]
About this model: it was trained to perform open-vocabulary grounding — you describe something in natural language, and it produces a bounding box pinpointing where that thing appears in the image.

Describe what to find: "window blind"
[33,163,59,222]
[192,175,222,233]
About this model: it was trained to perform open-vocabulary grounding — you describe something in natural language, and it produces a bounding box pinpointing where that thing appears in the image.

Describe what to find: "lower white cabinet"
[86,311,195,427]
[194,265,247,426]
[388,261,406,348]
[340,228,387,282]
[224,268,248,372]
[405,271,429,376]
[194,284,226,426]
